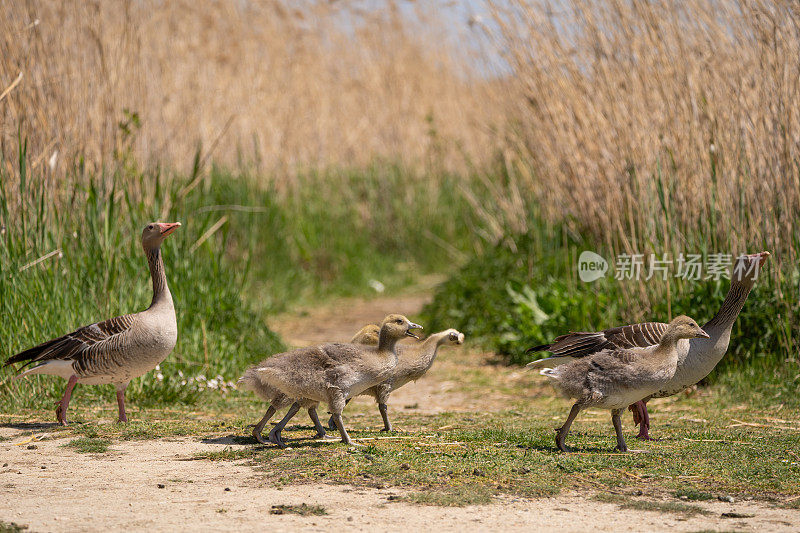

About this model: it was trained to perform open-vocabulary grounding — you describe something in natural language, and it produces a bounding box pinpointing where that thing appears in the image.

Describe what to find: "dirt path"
[2,435,797,533]
[2,293,799,532]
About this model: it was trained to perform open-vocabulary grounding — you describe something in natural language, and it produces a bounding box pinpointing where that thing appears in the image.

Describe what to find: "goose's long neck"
[147,246,172,309]
[654,332,680,358]
[378,331,399,354]
[702,280,754,337]
[404,333,446,375]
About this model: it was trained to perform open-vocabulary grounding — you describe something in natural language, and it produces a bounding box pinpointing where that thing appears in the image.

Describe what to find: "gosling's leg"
[612,408,628,452]
[55,375,79,426]
[328,388,362,446]
[252,405,277,444]
[269,403,300,448]
[555,403,582,452]
[378,403,392,432]
[327,398,351,431]
[375,384,393,432]
[331,413,363,446]
[307,408,329,439]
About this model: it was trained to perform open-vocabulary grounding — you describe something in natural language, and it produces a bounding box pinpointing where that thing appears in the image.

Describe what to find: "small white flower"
[156,373,163,381]
[369,280,385,293]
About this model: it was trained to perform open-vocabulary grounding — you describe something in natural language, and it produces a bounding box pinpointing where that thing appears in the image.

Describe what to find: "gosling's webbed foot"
[253,428,270,445]
[615,444,629,453]
[555,431,571,452]
[312,430,328,440]
[268,428,289,449]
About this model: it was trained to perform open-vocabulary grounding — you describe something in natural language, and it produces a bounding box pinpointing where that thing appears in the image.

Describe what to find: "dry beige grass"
[484,1,799,256]
[1,1,797,342]
[473,0,799,334]
[0,0,495,182]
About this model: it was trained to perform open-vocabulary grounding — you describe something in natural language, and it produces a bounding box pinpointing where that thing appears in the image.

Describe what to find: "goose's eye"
[395,319,403,324]
[148,225,154,230]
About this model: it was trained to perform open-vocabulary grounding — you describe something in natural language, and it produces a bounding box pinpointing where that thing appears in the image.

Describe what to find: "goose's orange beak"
[158,222,181,236]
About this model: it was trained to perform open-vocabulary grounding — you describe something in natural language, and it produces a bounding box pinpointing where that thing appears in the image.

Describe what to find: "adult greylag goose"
[4,222,181,425]
[540,315,709,452]
[326,327,464,432]
[527,251,769,439]
[250,314,422,446]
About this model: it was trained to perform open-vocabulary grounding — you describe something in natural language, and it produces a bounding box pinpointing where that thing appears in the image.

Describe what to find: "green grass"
[269,504,328,516]
[168,402,800,504]
[63,436,112,453]
[3,364,798,507]
[674,487,715,501]
[404,487,493,506]
[422,232,800,404]
[782,498,800,509]
[0,139,480,412]
[0,521,28,533]
[594,493,711,516]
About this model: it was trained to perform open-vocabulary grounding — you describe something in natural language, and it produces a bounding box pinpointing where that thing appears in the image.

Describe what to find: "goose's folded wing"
[4,314,136,368]
[602,322,669,350]
[605,347,641,365]
[526,322,669,363]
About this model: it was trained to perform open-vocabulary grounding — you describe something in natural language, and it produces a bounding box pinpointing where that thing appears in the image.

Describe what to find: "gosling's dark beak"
[406,322,423,339]
[695,329,710,339]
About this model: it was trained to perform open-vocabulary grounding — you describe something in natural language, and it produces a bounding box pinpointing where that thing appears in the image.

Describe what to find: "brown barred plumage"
[527,321,669,359]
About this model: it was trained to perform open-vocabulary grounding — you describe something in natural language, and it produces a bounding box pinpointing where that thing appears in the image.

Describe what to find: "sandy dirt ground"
[2,293,799,532]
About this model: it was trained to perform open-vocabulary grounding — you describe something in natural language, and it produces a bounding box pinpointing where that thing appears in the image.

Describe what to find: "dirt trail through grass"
[2,292,799,532]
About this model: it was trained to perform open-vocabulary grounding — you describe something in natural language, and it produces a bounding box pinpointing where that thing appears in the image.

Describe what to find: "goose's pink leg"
[630,400,655,440]
[116,387,128,423]
[629,402,642,426]
[55,375,79,425]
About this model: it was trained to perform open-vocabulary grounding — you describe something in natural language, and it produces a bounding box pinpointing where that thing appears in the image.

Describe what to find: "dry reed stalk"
[484,0,799,324]
[0,0,495,189]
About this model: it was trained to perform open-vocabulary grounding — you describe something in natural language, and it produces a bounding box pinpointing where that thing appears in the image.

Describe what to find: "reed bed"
[0,0,797,384]
[0,0,494,184]
[472,0,798,354]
